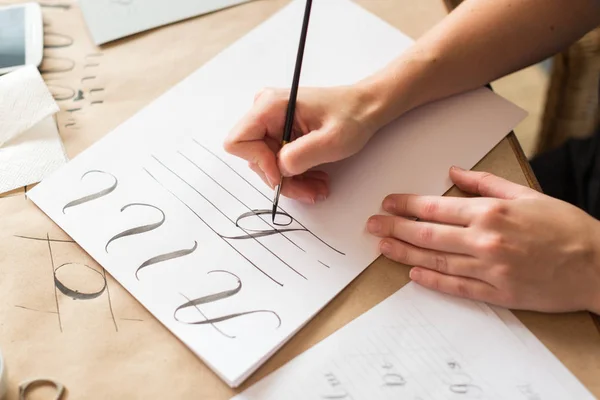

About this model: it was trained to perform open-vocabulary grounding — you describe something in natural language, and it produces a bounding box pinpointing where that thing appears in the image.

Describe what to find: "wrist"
[352,46,440,133]
[587,224,600,315]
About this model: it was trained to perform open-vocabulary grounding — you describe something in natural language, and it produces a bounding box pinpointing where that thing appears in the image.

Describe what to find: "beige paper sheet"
[1,1,599,399]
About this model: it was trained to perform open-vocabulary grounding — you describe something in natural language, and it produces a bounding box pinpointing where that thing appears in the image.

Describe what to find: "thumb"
[449,166,536,199]
[278,129,340,176]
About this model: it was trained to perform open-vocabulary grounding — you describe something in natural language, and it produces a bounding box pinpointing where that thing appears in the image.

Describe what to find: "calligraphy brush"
[271,0,313,223]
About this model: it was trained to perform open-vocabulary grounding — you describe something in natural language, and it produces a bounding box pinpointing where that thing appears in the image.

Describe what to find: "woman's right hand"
[223,85,383,204]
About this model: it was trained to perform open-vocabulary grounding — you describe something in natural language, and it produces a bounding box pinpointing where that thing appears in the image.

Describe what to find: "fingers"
[409,267,499,303]
[367,215,473,255]
[449,166,536,200]
[378,238,483,279]
[278,127,341,176]
[279,171,329,204]
[225,111,281,186]
[251,161,329,204]
[382,194,477,226]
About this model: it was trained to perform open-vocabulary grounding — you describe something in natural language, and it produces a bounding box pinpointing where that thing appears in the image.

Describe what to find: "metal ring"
[19,378,65,400]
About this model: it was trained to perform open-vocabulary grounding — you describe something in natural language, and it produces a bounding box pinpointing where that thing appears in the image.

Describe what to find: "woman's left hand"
[366,166,600,314]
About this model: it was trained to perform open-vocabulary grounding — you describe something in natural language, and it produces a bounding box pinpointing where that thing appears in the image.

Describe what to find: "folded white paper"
[0,66,68,194]
[0,66,59,147]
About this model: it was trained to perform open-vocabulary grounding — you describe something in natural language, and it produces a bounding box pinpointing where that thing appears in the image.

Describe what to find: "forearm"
[358,0,600,130]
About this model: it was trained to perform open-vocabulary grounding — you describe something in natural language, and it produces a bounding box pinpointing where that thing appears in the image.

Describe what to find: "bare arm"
[359,0,600,130]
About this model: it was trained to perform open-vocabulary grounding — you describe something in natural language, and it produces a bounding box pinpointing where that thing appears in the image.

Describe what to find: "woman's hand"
[223,85,382,204]
[367,166,600,314]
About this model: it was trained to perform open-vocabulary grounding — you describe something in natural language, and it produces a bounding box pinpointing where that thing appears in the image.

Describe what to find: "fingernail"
[299,196,315,204]
[383,198,395,211]
[380,241,391,255]
[367,218,381,233]
[451,165,464,171]
[265,175,274,188]
[410,268,421,280]
[316,194,327,202]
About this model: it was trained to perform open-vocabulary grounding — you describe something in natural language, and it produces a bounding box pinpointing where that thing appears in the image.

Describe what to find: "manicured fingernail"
[316,194,327,202]
[367,218,381,233]
[380,241,391,255]
[410,268,421,280]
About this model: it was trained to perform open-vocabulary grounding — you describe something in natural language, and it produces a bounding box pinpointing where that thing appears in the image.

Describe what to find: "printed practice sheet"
[234,283,594,399]
[28,0,526,387]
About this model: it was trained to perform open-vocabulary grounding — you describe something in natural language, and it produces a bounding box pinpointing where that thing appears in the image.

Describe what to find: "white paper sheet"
[28,0,526,387]
[234,283,594,400]
[0,66,68,194]
[0,66,59,147]
[79,0,254,45]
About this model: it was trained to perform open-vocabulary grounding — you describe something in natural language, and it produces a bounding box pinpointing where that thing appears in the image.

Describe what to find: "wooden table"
[1,1,599,399]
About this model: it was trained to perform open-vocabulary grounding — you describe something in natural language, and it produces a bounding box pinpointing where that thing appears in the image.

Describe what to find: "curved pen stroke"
[54,263,107,300]
[135,241,198,280]
[173,270,282,339]
[62,170,118,214]
[154,155,307,280]
[143,168,283,287]
[105,203,165,253]
[178,151,304,253]
[190,140,345,255]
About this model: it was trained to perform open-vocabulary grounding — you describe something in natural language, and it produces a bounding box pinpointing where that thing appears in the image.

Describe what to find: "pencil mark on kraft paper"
[62,170,118,214]
[15,234,120,332]
[46,233,63,332]
[191,139,345,255]
[143,167,284,287]
[174,270,281,339]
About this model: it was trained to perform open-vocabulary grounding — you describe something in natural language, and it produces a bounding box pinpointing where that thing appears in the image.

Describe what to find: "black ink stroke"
[53,263,107,300]
[62,170,118,214]
[178,151,304,252]
[143,168,283,287]
[102,268,119,332]
[174,270,281,339]
[46,83,75,101]
[152,156,308,280]
[191,139,345,255]
[15,235,75,243]
[46,234,63,332]
[105,203,165,252]
[135,241,198,280]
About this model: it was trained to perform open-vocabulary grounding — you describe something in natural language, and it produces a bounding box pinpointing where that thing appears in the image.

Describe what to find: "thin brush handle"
[282,0,312,144]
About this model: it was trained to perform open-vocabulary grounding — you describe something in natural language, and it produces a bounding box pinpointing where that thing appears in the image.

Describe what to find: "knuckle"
[476,233,503,255]
[480,201,509,223]
[393,244,410,264]
[421,198,439,219]
[455,281,471,298]
[417,226,434,245]
[432,253,448,274]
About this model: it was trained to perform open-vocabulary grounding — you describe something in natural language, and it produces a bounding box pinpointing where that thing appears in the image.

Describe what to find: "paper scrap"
[0,66,59,147]
[234,283,594,400]
[28,0,526,388]
[79,0,254,45]
[0,66,68,194]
